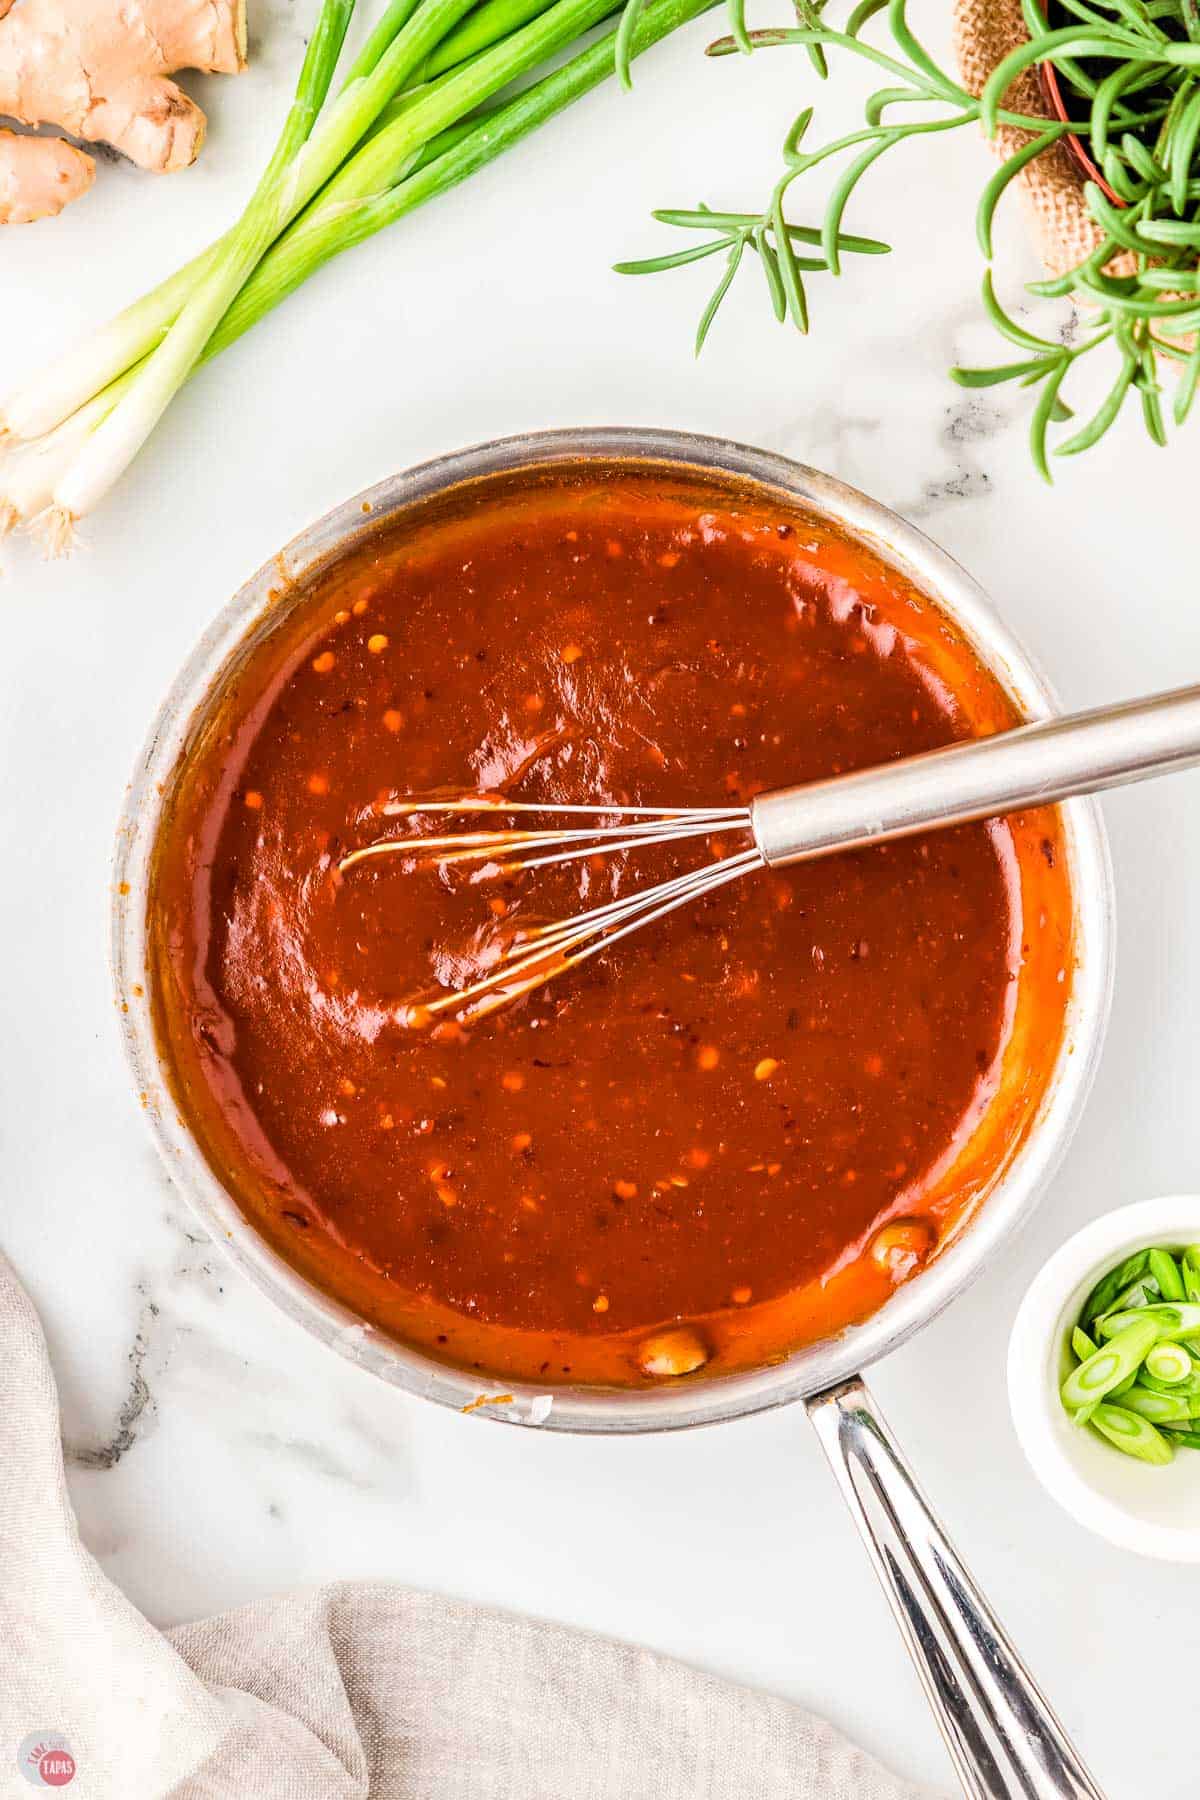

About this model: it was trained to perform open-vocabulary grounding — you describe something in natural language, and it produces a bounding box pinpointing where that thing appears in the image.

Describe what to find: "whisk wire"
[337,795,763,1023]
[522,849,760,951]
[377,797,746,821]
[402,845,763,1025]
[339,801,753,877]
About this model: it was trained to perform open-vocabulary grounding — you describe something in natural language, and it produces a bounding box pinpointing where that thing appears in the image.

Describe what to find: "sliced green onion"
[1081,1250,1152,1324]
[1096,1274,1161,1320]
[1098,1302,1200,1341]
[1091,1403,1175,1465]
[1139,1367,1200,1396]
[1115,1386,1194,1424]
[1061,1316,1160,1410]
[1145,1340,1194,1384]
[1148,1248,1186,1302]
[1062,1245,1200,1467]
[1068,1324,1107,1424]
[1182,1247,1200,1303]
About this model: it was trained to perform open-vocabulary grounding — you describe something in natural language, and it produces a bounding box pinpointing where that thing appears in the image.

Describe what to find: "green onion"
[1081,1250,1152,1326]
[205,0,718,360]
[1149,1248,1186,1301]
[1145,1339,1195,1383]
[1114,1386,1196,1424]
[1094,1274,1161,1321]
[1060,1243,1200,1464]
[1067,1324,1113,1423]
[1183,1247,1200,1302]
[1061,1316,1161,1410]
[1091,1403,1176,1465]
[1139,1366,1200,1394]
[1098,1302,1200,1340]
[44,0,364,543]
[0,0,716,541]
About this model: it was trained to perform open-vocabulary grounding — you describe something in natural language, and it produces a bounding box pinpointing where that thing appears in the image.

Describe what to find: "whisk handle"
[751,681,1200,867]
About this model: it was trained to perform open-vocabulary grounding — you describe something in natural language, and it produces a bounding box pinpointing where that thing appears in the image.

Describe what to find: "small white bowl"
[1009,1195,1200,1561]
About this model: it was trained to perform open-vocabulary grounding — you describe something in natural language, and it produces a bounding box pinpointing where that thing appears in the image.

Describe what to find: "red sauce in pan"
[147,464,1076,1386]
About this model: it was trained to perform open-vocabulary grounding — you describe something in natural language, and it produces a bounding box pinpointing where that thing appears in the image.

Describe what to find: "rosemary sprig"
[619,0,1200,473]
[614,182,889,351]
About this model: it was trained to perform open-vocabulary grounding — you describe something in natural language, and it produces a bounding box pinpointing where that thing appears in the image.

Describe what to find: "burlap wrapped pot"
[953,0,1105,279]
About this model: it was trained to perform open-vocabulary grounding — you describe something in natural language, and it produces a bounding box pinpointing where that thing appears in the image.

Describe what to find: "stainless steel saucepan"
[113,430,1116,1800]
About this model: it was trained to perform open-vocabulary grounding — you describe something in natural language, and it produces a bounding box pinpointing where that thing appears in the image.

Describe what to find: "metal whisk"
[339,797,762,1022]
[338,683,1200,1024]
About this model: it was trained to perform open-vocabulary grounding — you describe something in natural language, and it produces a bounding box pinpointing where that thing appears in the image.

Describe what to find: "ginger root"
[0,0,247,225]
[0,126,93,222]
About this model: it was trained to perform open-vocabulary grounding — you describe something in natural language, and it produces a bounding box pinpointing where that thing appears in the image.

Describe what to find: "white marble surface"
[2,5,1199,1795]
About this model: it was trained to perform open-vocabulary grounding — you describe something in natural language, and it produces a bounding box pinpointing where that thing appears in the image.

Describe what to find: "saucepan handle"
[805,1375,1106,1800]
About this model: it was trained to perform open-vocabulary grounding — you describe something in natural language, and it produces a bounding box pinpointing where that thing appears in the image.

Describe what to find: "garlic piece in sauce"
[870,1218,936,1281]
[637,1327,710,1379]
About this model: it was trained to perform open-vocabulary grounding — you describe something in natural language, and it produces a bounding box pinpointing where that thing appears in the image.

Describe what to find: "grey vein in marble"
[63,1302,159,1471]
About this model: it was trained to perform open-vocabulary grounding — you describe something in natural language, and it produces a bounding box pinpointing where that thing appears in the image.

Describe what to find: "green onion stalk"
[619,0,1200,476]
[0,0,718,548]
[6,0,480,447]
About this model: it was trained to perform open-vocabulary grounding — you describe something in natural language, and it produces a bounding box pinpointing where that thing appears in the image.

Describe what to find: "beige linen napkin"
[0,1251,941,1799]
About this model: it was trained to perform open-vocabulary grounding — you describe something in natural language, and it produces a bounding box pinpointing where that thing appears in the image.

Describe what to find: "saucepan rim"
[110,427,1115,1434]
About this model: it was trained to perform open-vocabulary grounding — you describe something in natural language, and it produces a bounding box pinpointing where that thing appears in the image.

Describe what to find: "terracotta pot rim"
[1037,29,1124,205]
